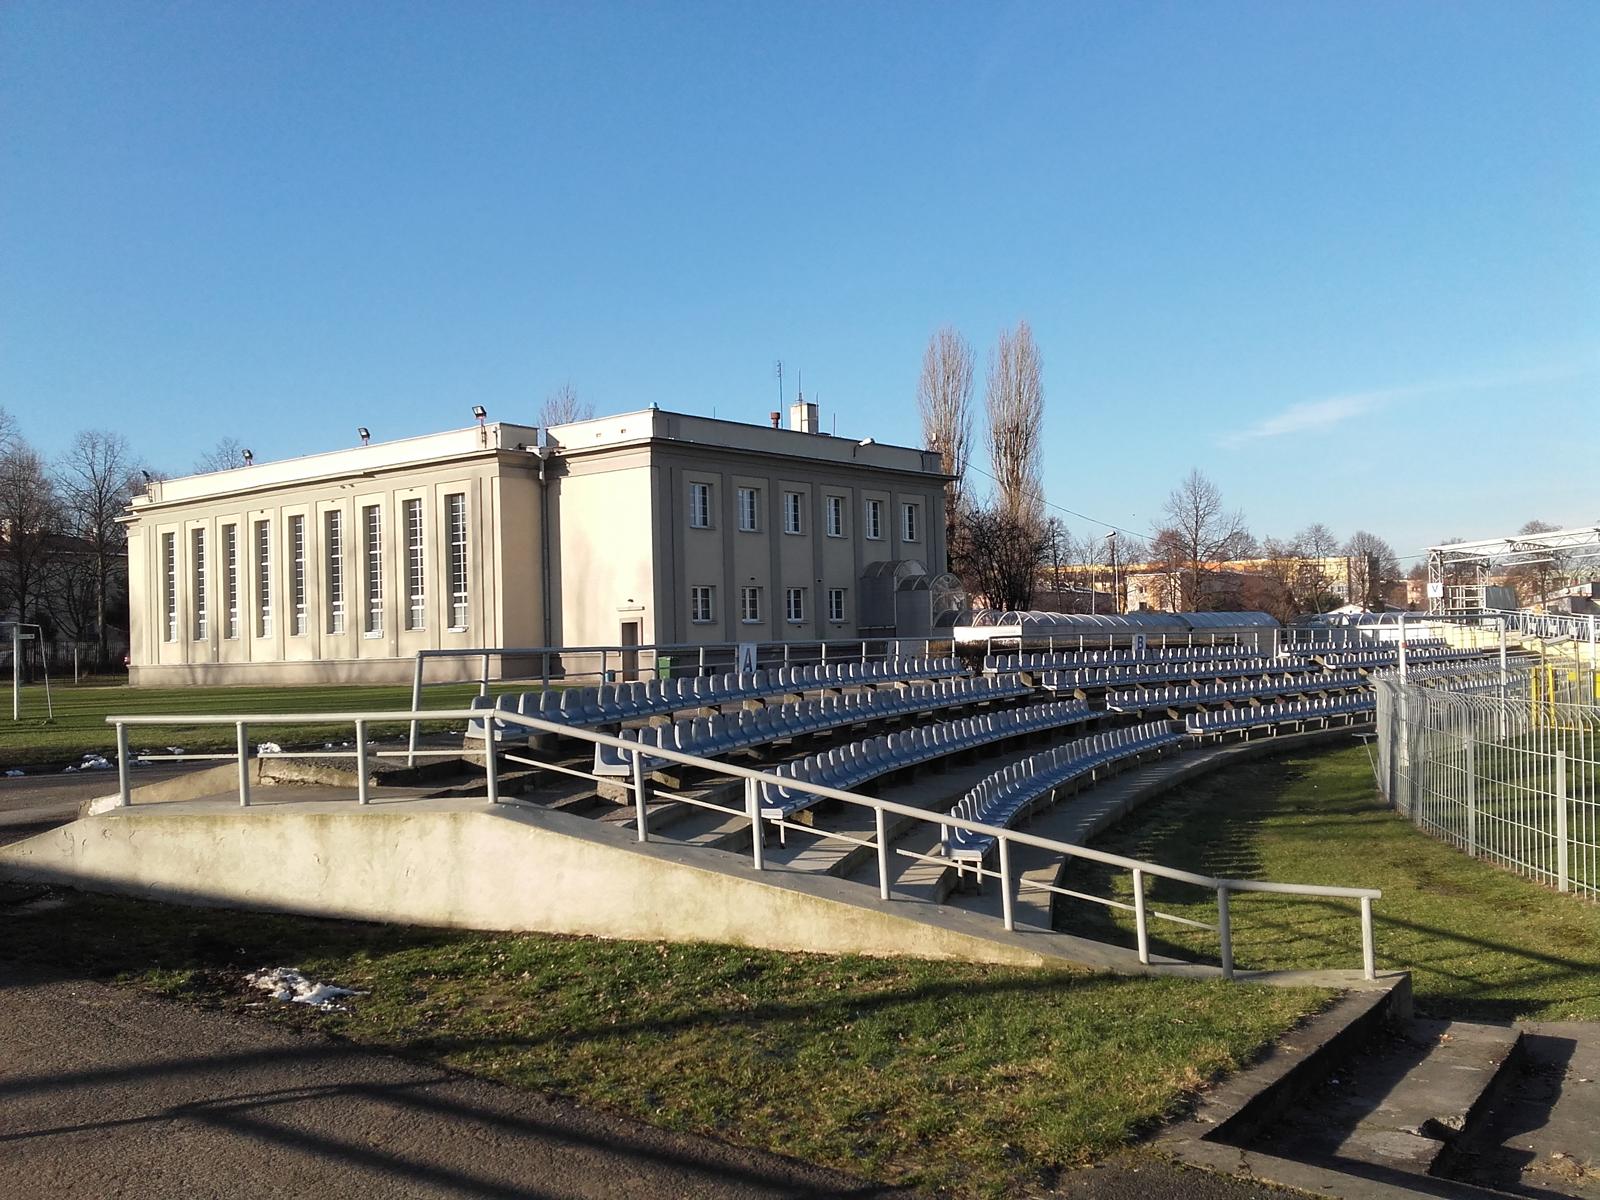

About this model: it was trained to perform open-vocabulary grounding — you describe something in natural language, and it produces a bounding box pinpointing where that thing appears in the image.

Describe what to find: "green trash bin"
[656,655,673,681]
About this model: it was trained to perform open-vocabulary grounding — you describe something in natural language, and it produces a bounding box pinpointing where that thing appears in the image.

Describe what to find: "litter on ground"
[246,966,365,1010]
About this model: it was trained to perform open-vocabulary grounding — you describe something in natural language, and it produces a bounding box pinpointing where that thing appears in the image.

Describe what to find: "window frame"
[289,514,308,636]
[690,584,715,624]
[737,486,760,533]
[446,492,469,631]
[403,497,426,632]
[254,519,272,638]
[902,502,919,543]
[739,585,762,624]
[362,503,384,637]
[161,532,177,643]
[825,495,845,538]
[864,498,883,541]
[325,510,345,635]
[222,524,240,640]
[688,481,713,529]
[190,528,207,641]
[827,587,846,623]
[782,491,803,535]
[784,586,805,623]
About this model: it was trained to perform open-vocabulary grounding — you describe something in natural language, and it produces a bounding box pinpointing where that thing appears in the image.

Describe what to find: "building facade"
[123,405,950,685]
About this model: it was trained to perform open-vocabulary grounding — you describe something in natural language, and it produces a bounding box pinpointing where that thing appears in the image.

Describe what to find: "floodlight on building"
[472,405,487,423]
[357,427,370,445]
[242,449,253,466]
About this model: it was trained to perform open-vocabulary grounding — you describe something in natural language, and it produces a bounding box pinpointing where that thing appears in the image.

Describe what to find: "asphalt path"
[0,764,198,846]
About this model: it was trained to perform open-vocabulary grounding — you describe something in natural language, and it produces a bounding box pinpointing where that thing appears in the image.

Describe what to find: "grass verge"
[1058,743,1600,1021]
[1,887,1329,1197]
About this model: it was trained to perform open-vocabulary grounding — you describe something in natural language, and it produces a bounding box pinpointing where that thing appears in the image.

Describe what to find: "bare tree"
[539,383,594,427]
[57,430,138,670]
[195,436,247,473]
[1294,522,1342,611]
[1254,537,1305,622]
[984,321,1044,527]
[0,440,61,675]
[0,406,16,454]
[1152,469,1250,610]
[955,502,1051,612]
[917,327,975,526]
[1344,530,1401,610]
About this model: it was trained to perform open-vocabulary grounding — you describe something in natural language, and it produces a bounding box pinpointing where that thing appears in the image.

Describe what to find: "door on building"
[619,620,640,682]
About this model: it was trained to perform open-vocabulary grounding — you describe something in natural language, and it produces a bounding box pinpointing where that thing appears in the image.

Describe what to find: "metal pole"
[1465,730,1478,857]
[407,652,425,768]
[11,624,18,721]
[632,749,649,843]
[1556,747,1570,892]
[116,722,131,807]
[484,736,500,805]
[999,837,1014,931]
[354,719,370,805]
[480,652,491,699]
[1360,896,1376,980]
[875,806,890,900]
[236,721,251,807]
[745,777,764,870]
[1132,867,1149,964]
[1217,887,1234,981]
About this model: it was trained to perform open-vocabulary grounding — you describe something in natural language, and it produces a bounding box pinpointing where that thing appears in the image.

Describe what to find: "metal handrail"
[106,704,1382,981]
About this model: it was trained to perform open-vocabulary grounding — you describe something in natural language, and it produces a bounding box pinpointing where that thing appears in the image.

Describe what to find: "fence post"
[116,722,131,807]
[1555,748,1570,892]
[236,721,251,807]
[745,777,764,870]
[999,837,1014,931]
[875,806,891,901]
[484,736,500,805]
[480,652,491,699]
[1132,867,1149,964]
[407,652,425,768]
[1217,887,1234,981]
[1361,896,1376,981]
[1464,729,1478,857]
[354,720,370,805]
[632,749,649,843]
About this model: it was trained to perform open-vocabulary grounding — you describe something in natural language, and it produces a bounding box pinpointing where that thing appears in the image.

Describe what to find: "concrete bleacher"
[1039,657,1320,693]
[1103,671,1368,714]
[982,646,1253,673]
[590,674,1030,777]
[945,720,1185,866]
[757,699,1096,822]
[466,656,968,740]
[1184,692,1373,739]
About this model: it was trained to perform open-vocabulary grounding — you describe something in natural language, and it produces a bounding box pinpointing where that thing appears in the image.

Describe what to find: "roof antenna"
[775,360,784,409]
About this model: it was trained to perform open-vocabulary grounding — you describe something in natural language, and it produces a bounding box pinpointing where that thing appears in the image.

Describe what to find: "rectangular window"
[865,499,883,540]
[783,491,803,534]
[404,497,425,631]
[254,519,272,638]
[785,587,805,623]
[191,529,207,641]
[223,525,239,639]
[446,493,468,629]
[737,486,759,532]
[689,482,712,529]
[289,515,307,636]
[363,503,383,635]
[828,587,846,622]
[739,586,762,624]
[325,511,345,634]
[690,585,715,624]
[162,532,177,643]
[826,495,845,538]
[902,502,919,543]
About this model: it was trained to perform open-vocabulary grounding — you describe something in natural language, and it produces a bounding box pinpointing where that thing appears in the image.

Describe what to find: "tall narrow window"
[783,491,803,534]
[737,487,759,532]
[902,502,919,543]
[223,524,239,639]
[785,587,805,623]
[325,510,345,634]
[690,585,714,623]
[161,532,177,642]
[446,493,468,629]
[865,499,883,541]
[289,515,307,636]
[404,498,425,631]
[191,529,207,640]
[826,495,845,537]
[254,519,272,637]
[739,586,762,623]
[363,504,383,635]
[689,482,712,529]
[828,587,846,623]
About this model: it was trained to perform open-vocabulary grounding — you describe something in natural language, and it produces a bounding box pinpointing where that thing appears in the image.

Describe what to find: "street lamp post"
[1106,531,1119,615]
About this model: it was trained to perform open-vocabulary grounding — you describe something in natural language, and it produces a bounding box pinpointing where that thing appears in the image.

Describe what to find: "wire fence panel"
[1374,665,1600,899]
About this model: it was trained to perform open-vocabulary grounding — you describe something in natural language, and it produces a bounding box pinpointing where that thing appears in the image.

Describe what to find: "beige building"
[124,404,950,685]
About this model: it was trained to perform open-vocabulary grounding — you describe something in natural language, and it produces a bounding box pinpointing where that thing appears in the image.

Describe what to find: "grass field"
[1058,744,1600,1021]
[2,888,1328,1199]
[0,678,528,767]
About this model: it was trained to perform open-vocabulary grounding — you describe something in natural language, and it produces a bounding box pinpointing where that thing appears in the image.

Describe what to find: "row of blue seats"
[1103,671,1368,713]
[589,674,1031,776]
[1041,658,1320,691]
[1285,637,1447,657]
[466,657,968,736]
[756,700,1095,821]
[982,646,1254,673]
[945,721,1186,864]
[1315,646,1484,669]
[1184,692,1374,737]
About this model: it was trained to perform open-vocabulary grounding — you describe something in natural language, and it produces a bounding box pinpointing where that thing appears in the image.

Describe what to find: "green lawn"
[1057,744,1600,1021]
[0,678,530,767]
[1,888,1329,1198]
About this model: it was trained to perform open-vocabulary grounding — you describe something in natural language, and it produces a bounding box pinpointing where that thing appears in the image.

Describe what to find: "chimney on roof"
[788,396,819,434]
[769,411,780,429]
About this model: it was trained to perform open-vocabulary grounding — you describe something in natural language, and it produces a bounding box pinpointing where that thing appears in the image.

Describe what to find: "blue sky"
[2,1,1595,561]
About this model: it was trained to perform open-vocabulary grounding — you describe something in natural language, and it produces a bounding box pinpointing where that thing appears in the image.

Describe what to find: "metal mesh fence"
[1373,665,1600,898]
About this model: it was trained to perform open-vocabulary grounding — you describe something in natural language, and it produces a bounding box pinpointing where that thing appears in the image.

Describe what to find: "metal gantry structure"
[1426,525,1600,613]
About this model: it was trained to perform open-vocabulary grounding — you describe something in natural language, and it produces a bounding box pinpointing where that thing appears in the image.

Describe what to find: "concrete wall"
[0,801,1054,969]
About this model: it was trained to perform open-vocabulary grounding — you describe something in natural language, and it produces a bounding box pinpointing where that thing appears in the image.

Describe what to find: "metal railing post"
[1361,896,1376,980]
[480,652,491,699]
[875,806,891,900]
[1132,867,1149,964]
[999,837,1015,931]
[484,736,500,805]
[1555,747,1570,892]
[1464,730,1478,856]
[745,777,764,870]
[116,722,131,807]
[236,721,251,807]
[632,749,649,843]
[407,652,425,768]
[354,720,370,805]
[1217,887,1234,980]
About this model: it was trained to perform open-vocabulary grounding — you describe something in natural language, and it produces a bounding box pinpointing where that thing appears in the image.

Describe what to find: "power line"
[963,462,1148,541]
